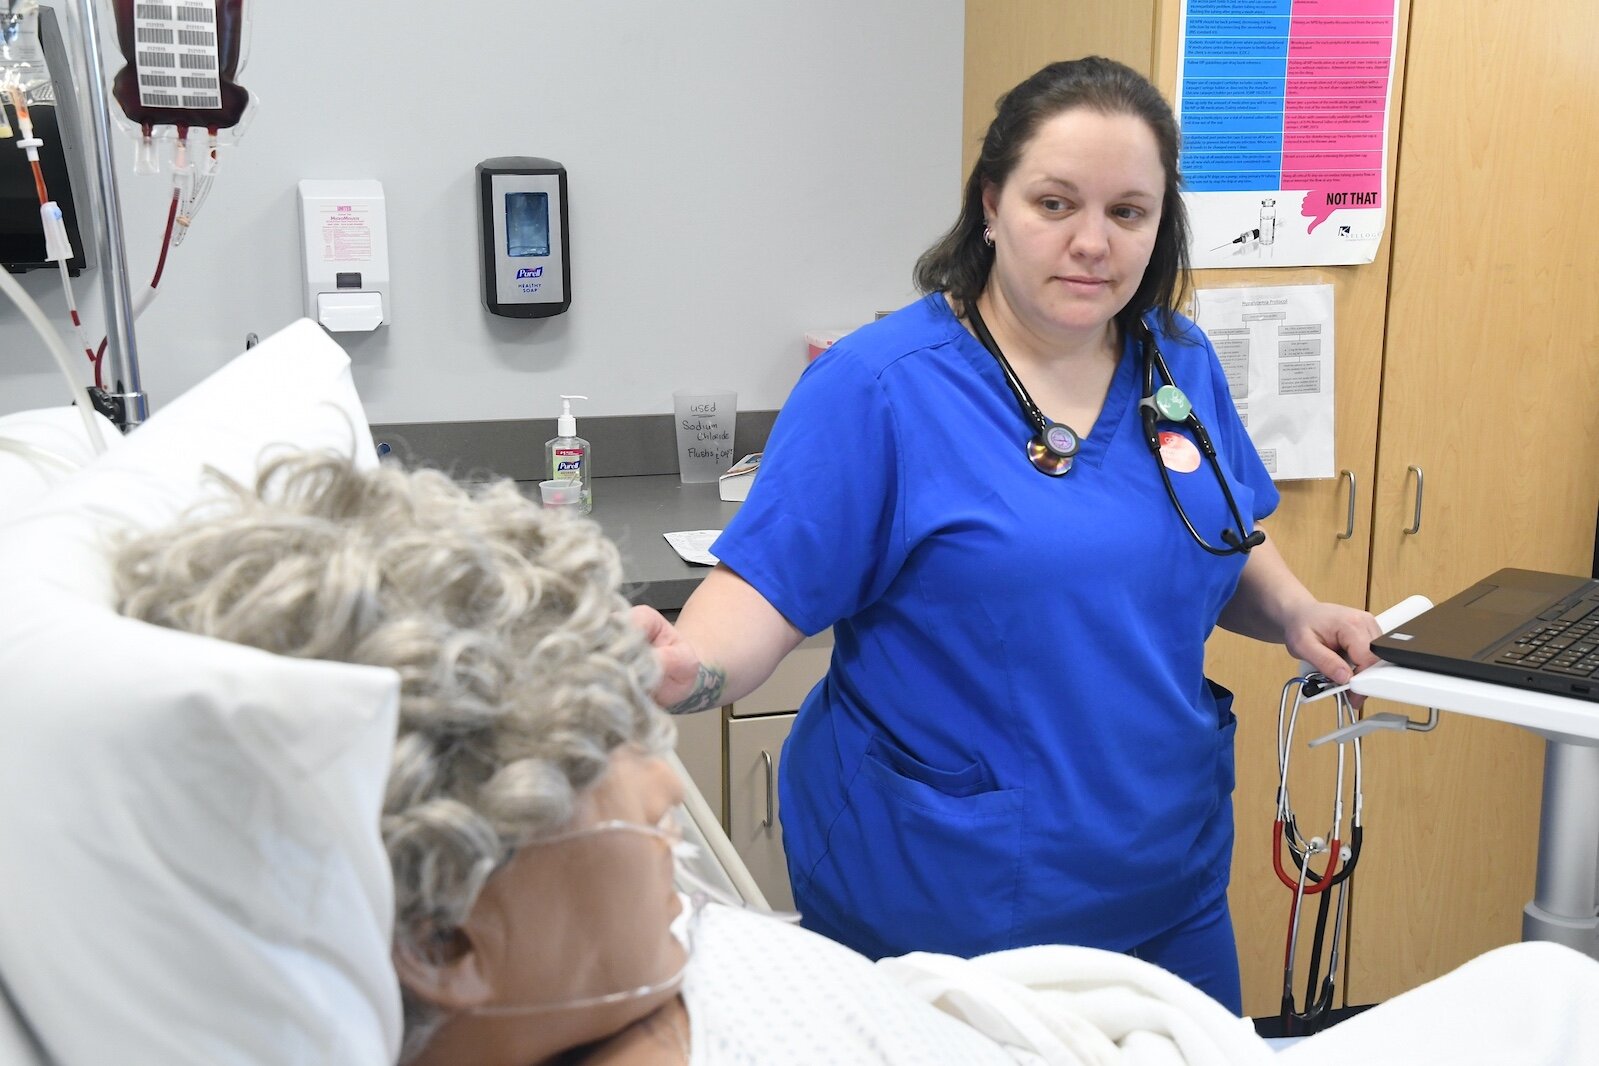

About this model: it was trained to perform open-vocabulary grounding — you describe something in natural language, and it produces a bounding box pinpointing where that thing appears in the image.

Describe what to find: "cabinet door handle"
[1337,469,1357,540]
[1403,465,1424,535]
[759,750,775,829]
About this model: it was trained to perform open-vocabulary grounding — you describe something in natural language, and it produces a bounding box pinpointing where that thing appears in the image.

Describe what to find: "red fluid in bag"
[110,0,249,134]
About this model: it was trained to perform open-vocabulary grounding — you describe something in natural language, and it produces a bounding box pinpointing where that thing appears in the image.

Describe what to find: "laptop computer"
[1371,567,1599,702]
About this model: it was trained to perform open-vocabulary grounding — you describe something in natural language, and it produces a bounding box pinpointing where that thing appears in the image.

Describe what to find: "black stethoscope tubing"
[1137,332,1266,555]
[965,300,1265,556]
[1274,675,1366,1034]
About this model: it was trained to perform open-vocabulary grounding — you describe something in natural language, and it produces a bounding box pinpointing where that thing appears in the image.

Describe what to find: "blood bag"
[110,0,252,136]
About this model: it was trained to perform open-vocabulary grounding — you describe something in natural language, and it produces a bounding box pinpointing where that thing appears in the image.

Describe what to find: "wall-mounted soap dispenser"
[297,179,390,332]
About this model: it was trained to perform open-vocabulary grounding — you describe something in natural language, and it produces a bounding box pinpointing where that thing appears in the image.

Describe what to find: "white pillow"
[0,976,49,1066]
[0,406,123,520]
[0,319,402,1066]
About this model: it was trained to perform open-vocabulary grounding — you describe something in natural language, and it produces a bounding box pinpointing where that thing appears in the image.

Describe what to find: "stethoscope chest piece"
[1028,422,1078,476]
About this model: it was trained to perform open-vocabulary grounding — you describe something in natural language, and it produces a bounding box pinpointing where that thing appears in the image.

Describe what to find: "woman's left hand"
[1220,535,1384,702]
[1282,600,1383,687]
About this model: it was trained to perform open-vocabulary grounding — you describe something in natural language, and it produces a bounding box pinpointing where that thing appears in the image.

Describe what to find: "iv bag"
[110,0,253,138]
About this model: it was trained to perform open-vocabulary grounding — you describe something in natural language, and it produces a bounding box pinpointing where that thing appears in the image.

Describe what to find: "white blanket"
[881,940,1599,1066]
[880,946,1272,1066]
[1276,941,1599,1066]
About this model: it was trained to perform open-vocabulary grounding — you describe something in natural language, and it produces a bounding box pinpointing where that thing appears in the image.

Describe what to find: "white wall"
[1,1,964,423]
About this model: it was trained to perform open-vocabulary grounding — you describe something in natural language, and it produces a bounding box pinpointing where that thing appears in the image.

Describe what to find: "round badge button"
[1158,430,1201,473]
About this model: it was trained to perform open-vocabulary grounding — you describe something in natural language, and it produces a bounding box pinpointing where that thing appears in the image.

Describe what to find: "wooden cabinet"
[967,0,1599,1015]
[1348,0,1599,1003]
[666,627,834,911]
[1181,0,1599,1011]
[725,712,797,911]
[1147,2,1409,1014]
[721,628,834,911]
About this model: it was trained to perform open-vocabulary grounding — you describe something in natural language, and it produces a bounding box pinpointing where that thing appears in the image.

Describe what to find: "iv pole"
[70,0,146,430]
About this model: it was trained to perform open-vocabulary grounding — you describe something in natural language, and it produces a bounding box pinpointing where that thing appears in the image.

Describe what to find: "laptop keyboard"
[1493,594,1599,676]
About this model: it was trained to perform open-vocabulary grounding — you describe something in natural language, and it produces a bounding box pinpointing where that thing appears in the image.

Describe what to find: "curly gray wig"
[114,451,673,1058]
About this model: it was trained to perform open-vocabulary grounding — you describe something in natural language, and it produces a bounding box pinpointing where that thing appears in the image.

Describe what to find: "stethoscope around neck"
[965,300,1265,556]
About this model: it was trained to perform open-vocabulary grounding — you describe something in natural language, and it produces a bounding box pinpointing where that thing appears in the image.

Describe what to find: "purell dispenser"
[476,156,571,318]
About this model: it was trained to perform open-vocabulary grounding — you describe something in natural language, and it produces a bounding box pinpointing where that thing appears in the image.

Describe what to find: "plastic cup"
[539,479,584,509]
[673,389,737,484]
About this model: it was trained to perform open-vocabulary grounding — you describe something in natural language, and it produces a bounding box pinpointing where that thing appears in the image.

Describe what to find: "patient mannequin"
[116,452,1599,1066]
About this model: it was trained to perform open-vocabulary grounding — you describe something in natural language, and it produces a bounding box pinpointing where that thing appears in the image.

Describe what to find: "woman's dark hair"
[914,56,1191,334]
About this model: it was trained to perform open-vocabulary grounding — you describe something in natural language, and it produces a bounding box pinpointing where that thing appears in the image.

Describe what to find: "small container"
[538,479,584,509]
[804,329,849,362]
[672,389,737,484]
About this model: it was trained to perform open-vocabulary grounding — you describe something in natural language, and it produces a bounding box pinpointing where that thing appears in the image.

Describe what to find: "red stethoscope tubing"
[1273,823,1342,893]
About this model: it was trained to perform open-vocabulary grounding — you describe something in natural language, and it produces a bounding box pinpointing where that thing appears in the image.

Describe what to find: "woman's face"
[465,747,687,1026]
[982,107,1166,343]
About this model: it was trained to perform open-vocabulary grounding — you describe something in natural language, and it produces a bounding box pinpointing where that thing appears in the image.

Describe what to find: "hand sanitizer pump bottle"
[545,394,592,513]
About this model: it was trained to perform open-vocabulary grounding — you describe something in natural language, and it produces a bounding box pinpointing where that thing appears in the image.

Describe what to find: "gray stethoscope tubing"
[1275,675,1364,1029]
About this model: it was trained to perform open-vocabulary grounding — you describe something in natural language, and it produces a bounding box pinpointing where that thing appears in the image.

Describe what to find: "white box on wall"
[297,180,390,332]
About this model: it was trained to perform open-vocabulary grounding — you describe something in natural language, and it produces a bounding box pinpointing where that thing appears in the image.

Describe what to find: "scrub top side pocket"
[795,734,1025,960]
[1208,677,1239,798]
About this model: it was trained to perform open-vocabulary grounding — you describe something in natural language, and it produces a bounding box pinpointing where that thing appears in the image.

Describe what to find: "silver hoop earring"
[982,225,994,247]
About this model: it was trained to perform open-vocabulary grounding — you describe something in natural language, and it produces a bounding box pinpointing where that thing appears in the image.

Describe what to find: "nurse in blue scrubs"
[633,56,1381,1014]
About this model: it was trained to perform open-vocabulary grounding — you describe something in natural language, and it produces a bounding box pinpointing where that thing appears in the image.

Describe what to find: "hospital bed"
[7,325,1599,1066]
[0,322,774,1066]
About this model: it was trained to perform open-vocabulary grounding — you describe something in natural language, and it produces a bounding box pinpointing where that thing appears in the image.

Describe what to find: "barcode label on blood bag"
[133,1,222,110]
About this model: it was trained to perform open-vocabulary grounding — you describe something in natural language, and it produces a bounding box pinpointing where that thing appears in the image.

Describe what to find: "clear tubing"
[0,435,82,472]
[0,265,108,453]
[466,819,694,1019]
[55,256,96,380]
[468,916,694,1018]
[460,818,800,1020]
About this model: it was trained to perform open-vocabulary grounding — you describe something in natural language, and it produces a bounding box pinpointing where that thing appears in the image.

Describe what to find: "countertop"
[525,474,743,611]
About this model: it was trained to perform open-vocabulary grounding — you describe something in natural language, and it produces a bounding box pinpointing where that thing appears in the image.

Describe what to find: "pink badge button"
[1159,431,1201,474]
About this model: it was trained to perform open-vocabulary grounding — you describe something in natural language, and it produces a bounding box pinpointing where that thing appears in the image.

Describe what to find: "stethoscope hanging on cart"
[1273,674,1366,1036]
[965,302,1265,555]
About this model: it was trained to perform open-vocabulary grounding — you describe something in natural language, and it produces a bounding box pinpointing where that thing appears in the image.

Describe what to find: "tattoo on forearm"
[667,664,727,715]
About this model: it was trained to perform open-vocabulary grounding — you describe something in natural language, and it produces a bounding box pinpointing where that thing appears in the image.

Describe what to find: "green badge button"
[1154,384,1191,422]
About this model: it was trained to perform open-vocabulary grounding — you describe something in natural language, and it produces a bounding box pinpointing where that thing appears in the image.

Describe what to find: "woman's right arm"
[632,564,806,713]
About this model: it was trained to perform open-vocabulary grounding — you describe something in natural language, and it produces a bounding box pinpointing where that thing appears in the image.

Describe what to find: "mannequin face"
[397,746,688,1060]
[468,747,688,1016]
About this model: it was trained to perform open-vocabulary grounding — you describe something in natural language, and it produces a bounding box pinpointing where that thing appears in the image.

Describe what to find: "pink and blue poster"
[1177,0,1399,268]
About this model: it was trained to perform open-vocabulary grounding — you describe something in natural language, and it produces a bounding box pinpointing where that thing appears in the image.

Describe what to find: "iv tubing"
[94,189,180,383]
[55,256,97,387]
[8,77,109,389]
[0,265,108,454]
[2,82,48,204]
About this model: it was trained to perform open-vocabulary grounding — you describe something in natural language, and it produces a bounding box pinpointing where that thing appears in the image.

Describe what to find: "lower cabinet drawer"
[725,712,797,912]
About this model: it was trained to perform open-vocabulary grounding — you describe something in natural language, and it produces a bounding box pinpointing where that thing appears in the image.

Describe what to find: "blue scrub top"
[712,293,1279,960]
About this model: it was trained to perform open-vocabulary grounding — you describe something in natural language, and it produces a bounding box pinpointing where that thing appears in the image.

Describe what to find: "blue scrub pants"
[1127,891,1243,1015]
